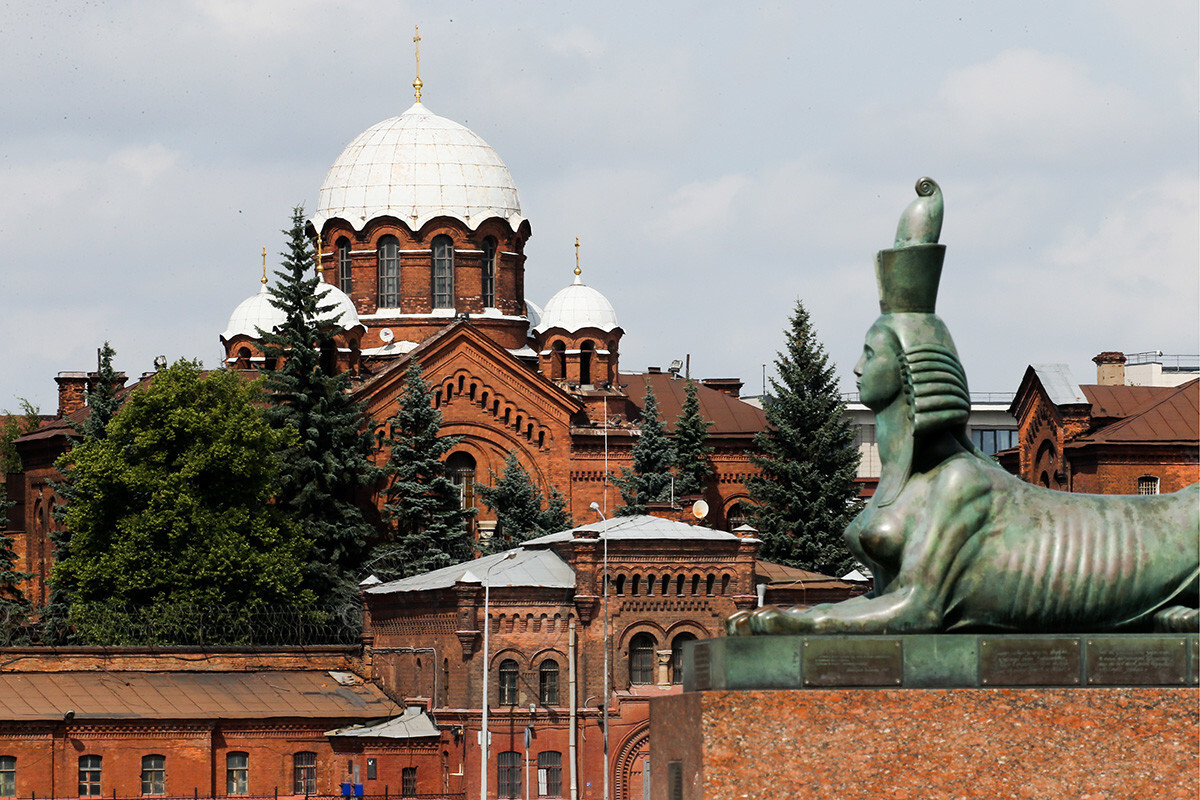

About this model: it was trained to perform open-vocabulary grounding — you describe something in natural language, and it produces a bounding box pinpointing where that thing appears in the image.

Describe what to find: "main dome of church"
[310,102,525,233]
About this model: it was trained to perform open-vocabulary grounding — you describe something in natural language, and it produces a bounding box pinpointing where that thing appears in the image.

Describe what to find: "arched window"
[141,754,166,795]
[377,235,400,307]
[336,237,352,294]
[631,574,641,596]
[226,752,249,795]
[293,752,316,795]
[580,340,594,385]
[629,633,656,685]
[446,452,477,512]
[537,751,562,798]
[498,752,521,799]
[671,633,698,684]
[1137,475,1160,495]
[615,575,626,595]
[0,756,13,797]
[706,574,715,596]
[552,341,566,381]
[498,659,519,705]
[482,238,497,307]
[726,502,747,531]
[235,347,251,370]
[432,235,454,308]
[538,660,560,706]
[79,755,102,796]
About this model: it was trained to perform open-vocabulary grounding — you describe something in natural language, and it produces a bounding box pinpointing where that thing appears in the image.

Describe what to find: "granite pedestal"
[649,634,1199,799]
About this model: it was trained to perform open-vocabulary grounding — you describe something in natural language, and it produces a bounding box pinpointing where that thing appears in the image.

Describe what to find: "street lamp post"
[481,550,518,800]
[588,501,609,800]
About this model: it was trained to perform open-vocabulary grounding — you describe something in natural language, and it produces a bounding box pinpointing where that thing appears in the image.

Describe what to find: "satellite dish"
[692,499,709,520]
[380,328,394,343]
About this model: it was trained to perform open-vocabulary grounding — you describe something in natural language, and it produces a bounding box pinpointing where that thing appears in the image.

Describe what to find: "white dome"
[535,272,620,334]
[315,282,364,331]
[221,285,286,341]
[311,102,524,233]
[525,299,543,331]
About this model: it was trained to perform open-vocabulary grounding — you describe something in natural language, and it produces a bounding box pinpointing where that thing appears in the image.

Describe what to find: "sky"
[2,1,1197,412]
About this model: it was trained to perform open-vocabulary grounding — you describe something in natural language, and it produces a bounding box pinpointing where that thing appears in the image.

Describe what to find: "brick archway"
[614,723,650,800]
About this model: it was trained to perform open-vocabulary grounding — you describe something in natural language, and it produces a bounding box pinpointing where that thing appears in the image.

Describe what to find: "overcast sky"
[2,1,1196,412]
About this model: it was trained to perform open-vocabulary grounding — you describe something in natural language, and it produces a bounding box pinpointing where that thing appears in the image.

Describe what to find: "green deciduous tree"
[673,379,713,496]
[477,452,574,552]
[747,300,860,576]
[373,361,474,581]
[50,360,313,641]
[612,384,675,515]
[262,207,381,602]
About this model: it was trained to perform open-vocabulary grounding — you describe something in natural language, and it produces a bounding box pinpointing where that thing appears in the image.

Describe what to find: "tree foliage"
[0,399,38,623]
[672,379,714,496]
[373,361,475,581]
[50,360,313,633]
[612,384,675,515]
[477,452,574,552]
[261,207,381,602]
[747,300,861,576]
[0,399,42,491]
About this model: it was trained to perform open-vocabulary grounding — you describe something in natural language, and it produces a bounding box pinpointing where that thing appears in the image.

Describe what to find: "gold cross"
[261,246,267,285]
[574,236,581,276]
[413,25,423,102]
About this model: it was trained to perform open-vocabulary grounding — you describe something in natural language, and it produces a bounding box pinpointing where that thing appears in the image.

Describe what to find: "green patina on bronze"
[728,178,1199,636]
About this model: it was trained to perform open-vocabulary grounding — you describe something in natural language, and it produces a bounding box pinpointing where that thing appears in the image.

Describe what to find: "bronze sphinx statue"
[728,178,1199,636]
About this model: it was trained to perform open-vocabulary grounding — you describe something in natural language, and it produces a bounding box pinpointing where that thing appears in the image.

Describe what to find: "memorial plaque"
[1085,637,1187,685]
[693,643,711,691]
[802,637,902,687]
[979,637,1080,686]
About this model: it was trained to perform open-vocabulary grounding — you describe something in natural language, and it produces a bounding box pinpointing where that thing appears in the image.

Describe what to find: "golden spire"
[574,236,581,276]
[313,235,323,276]
[413,25,423,102]
[260,246,268,285]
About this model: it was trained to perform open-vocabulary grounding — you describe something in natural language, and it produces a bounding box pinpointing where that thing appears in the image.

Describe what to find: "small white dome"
[315,282,364,331]
[221,285,286,341]
[525,299,543,331]
[535,272,620,334]
[311,102,524,233]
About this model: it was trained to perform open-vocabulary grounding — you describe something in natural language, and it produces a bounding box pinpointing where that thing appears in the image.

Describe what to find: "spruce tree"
[478,452,574,552]
[374,361,475,581]
[261,207,381,603]
[747,300,860,576]
[673,379,713,496]
[612,384,675,515]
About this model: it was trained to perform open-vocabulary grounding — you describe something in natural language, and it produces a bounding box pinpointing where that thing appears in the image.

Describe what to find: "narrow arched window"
[498,752,522,799]
[482,238,497,307]
[432,235,454,308]
[377,235,400,307]
[336,237,352,294]
[552,341,566,381]
[402,767,417,796]
[538,660,560,706]
[671,633,698,684]
[446,452,477,512]
[498,659,519,705]
[580,340,594,385]
[537,751,562,798]
[629,633,655,685]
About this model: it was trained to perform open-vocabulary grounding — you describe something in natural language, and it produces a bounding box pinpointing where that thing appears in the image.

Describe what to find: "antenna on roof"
[413,25,423,102]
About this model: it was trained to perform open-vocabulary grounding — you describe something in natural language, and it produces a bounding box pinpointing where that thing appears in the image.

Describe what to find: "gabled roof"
[1071,378,1199,446]
[628,373,766,437]
[366,547,575,595]
[523,514,746,545]
[1080,383,1167,421]
[1028,364,1087,406]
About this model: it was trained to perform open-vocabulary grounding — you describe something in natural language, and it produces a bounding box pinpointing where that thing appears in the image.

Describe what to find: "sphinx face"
[855,323,903,410]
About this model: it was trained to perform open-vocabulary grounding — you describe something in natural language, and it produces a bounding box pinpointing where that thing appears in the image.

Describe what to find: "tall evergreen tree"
[0,399,38,630]
[261,207,381,603]
[373,361,475,581]
[477,452,574,553]
[672,379,714,496]
[612,384,675,515]
[747,300,860,576]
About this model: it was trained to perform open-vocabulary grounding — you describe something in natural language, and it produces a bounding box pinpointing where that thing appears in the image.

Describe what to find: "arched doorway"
[615,725,650,800]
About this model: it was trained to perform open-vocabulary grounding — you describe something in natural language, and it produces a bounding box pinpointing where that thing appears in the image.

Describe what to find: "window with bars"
[1137,475,1160,495]
[630,633,656,685]
[78,755,102,797]
[293,751,316,795]
[432,235,454,308]
[401,767,417,796]
[377,235,401,307]
[226,752,249,795]
[337,238,353,294]
[498,751,521,799]
[499,659,519,705]
[537,751,562,797]
[482,238,497,307]
[141,755,166,796]
[0,756,14,797]
[539,660,559,706]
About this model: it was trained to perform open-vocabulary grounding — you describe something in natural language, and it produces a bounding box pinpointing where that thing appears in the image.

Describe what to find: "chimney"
[1092,352,1126,386]
[700,377,743,399]
[55,372,89,418]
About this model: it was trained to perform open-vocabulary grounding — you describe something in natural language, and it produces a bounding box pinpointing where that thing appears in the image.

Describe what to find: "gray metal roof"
[1031,364,1088,405]
[326,706,440,739]
[365,547,575,595]
[523,514,744,545]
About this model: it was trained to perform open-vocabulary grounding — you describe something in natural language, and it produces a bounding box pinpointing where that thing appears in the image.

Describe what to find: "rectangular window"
[1138,476,1160,495]
[498,751,521,799]
[367,758,377,781]
[537,751,562,797]
[0,756,14,797]
[539,662,559,706]
[482,240,496,307]
[338,240,353,294]
[293,752,316,795]
[401,767,417,796]
[668,761,683,800]
[378,237,401,307]
[141,755,166,795]
[78,755,101,797]
[226,752,249,795]
[432,237,455,309]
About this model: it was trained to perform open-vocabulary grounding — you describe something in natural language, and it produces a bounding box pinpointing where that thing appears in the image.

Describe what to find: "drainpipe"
[568,617,578,800]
